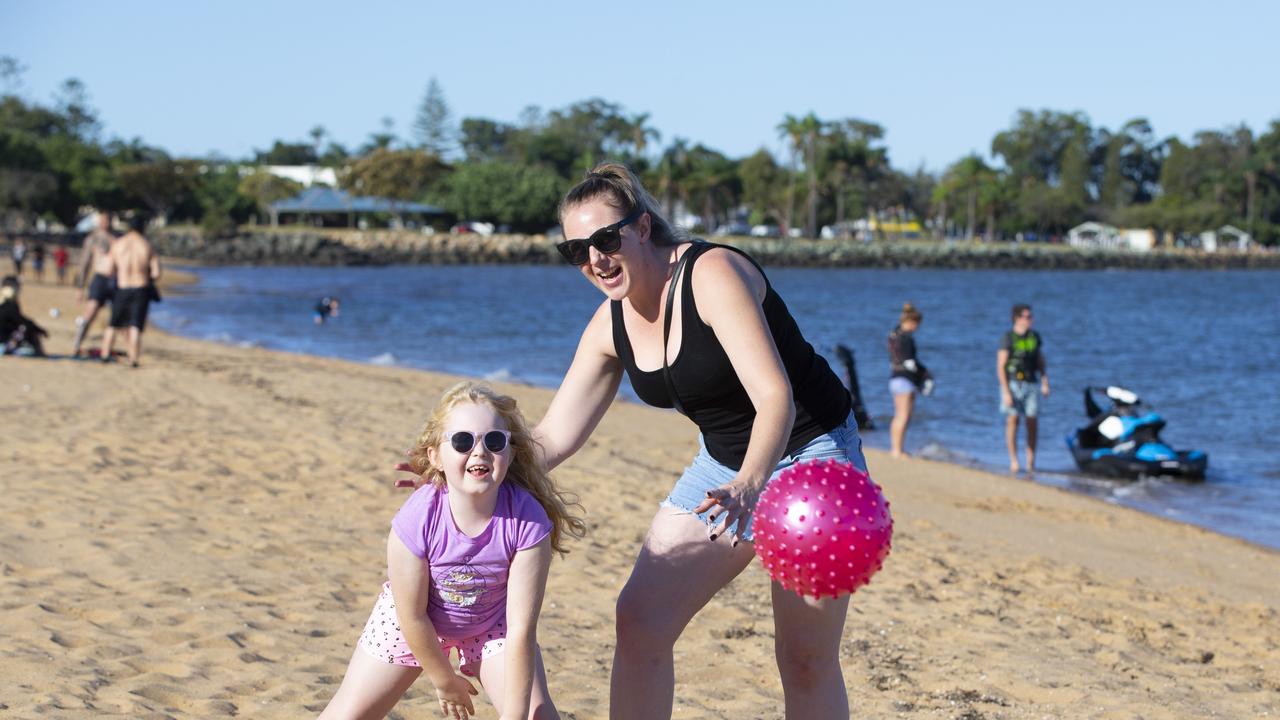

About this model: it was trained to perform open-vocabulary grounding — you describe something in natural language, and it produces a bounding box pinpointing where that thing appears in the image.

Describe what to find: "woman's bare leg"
[889,392,915,457]
[772,587,851,719]
[610,506,757,720]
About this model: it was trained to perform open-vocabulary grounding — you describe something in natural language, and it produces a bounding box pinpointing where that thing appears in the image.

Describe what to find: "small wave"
[915,441,980,465]
[237,340,261,349]
[369,352,399,366]
[484,368,516,383]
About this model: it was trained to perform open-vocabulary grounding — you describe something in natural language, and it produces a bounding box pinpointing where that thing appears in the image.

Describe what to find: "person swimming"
[314,296,340,325]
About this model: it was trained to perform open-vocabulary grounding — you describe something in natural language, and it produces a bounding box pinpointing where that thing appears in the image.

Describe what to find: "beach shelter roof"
[270,187,445,215]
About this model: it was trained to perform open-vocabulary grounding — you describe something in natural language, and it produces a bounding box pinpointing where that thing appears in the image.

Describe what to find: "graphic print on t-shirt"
[438,561,489,608]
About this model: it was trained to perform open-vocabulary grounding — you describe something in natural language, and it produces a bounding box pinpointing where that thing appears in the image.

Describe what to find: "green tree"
[340,148,449,202]
[817,119,887,236]
[238,169,304,222]
[254,140,318,165]
[115,159,199,223]
[738,149,788,227]
[412,77,455,157]
[459,118,517,162]
[439,162,563,232]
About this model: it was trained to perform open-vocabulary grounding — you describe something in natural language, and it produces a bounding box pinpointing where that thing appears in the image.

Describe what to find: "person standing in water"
[997,303,1049,473]
[100,214,160,367]
[72,212,117,357]
[887,302,932,458]
[314,296,340,325]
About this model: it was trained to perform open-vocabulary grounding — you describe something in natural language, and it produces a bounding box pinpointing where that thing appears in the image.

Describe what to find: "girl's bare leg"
[478,645,559,719]
[317,647,421,720]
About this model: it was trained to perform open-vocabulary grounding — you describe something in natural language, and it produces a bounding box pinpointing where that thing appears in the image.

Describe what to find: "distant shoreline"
[143,228,1279,270]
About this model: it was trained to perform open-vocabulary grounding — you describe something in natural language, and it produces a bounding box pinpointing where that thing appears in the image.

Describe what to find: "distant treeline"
[2,59,1277,245]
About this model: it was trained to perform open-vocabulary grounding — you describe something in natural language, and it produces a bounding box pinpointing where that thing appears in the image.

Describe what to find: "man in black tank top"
[525,164,869,719]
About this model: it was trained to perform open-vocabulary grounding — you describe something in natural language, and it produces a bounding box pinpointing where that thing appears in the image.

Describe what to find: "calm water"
[153,265,1280,548]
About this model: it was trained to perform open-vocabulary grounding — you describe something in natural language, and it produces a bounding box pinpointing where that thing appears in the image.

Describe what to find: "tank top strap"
[677,240,772,312]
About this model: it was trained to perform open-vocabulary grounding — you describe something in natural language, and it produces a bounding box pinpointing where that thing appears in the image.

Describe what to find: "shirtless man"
[72,212,117,357]
[100,215,161,367]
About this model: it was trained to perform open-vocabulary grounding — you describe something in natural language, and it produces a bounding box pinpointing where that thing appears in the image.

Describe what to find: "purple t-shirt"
[391,482,551,640]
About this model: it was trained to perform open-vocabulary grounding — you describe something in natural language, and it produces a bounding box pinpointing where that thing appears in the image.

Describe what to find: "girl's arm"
[532,301,623,470]
[386,531,478,716]
[690,250,795,541]
[501,537,553,720]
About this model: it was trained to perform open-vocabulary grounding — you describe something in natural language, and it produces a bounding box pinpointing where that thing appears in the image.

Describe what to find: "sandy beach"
[2,276,1276,720]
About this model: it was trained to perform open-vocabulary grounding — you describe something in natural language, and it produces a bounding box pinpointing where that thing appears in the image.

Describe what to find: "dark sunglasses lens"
[483,431,508,452]
[591,228,623,254]
[557,240,588,265]
[449,432,476,453]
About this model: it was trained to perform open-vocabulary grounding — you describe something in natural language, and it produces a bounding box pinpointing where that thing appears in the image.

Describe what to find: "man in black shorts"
[100,215,160,367]
[72,212,117,357]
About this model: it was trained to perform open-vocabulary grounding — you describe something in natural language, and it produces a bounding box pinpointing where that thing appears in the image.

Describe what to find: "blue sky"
[3,0,1277,172]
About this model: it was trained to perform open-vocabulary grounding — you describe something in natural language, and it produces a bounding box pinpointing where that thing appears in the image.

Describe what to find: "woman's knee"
[615,583,679,649]
[775,639,841,690]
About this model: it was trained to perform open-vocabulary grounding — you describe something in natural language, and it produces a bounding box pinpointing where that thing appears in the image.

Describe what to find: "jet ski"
[1066,386,1207,480]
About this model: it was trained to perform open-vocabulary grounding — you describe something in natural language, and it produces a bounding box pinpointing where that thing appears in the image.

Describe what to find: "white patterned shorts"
[356,582,507,677]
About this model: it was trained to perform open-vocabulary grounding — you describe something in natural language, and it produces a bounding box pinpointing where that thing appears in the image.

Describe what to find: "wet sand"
[2,276,1276,719]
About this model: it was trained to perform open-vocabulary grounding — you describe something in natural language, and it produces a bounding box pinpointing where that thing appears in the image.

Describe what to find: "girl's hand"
[393,449,427,489]
[434,673,478,719]
[694,478,765,546]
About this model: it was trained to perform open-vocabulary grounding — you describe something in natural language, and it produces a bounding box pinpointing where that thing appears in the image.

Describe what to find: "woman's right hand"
[434,672,478,718]
[1000,389,1013,410]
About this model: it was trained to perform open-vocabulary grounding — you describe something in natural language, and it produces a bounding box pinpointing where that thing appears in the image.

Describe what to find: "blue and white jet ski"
[1066,386,1208,480]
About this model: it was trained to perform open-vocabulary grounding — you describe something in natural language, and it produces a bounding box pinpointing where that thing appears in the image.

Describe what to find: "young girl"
[320,381,584,720]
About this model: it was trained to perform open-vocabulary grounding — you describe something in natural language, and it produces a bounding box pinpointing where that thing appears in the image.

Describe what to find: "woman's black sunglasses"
[448,430,511,454]
[556,209,643,265]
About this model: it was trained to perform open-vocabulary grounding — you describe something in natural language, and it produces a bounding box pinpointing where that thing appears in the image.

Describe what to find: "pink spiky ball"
[753,459,893,598]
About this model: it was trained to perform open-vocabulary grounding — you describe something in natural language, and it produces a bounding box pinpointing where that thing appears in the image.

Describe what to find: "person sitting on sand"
[99,214,161,368]
[887,302,933,458]
[321,381,584,720]
[0,275,48,356]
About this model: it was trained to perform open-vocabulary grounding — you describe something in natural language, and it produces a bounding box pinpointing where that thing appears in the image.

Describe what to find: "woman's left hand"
[694,478,765,545]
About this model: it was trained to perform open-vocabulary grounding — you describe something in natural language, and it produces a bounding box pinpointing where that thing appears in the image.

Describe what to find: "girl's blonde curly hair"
[407,381,585,554]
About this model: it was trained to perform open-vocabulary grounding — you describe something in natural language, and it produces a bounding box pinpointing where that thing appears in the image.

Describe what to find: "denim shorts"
[889,377,916,396]
[661,412,868,542]
[1002,379,1040,418]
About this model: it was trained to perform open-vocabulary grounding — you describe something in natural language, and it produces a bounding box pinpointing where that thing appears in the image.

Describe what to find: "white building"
[1198,225,1253,252]
[1067,222,1121,248]
[260,165,338,187]
[1067,222,1156,252]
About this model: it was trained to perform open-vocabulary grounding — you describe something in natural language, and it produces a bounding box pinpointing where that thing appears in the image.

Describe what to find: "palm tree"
[799,113,822,238]
[777,114,806,235]
[627,113,661,161]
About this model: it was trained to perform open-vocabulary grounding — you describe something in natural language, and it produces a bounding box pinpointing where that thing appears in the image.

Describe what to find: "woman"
[887,302,931,458]
[532,163,867,719]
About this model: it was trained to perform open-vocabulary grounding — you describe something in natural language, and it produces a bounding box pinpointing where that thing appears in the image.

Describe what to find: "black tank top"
[611,242,851,470]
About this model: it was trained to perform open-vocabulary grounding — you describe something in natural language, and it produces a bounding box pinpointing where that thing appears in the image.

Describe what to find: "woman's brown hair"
[558,161,685,246]
[899,302,923,325]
